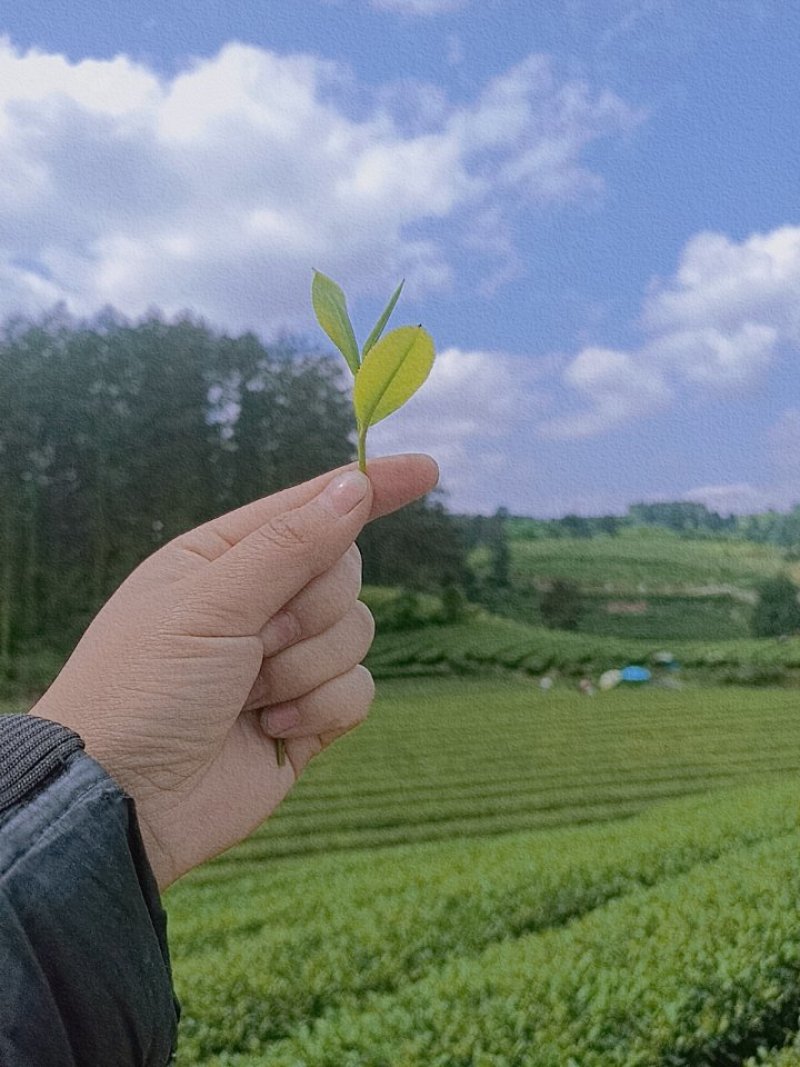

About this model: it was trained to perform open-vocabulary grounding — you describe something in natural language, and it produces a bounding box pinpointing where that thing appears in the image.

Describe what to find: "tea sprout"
[311,270,435,473]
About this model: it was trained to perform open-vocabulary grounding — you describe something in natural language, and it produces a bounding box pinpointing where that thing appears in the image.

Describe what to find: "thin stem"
[357,425,368,473]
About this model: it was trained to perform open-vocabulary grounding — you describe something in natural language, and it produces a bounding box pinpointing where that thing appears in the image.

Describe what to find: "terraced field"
[501,528,788,592]
[166,678,800,1064]
[366,614,800,683]
[469,529,794,640]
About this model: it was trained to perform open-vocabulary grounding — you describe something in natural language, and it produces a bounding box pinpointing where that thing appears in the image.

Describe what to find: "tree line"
[462,500,800,550]
[0,308,468,675]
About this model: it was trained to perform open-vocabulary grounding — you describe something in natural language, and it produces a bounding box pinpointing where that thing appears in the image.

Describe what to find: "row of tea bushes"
[366,616,800,681]
[181,679,800,865]
[251,828,800,1066]
[168,779,800,1063]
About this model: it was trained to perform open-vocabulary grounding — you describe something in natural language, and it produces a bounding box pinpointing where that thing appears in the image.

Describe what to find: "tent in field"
[598,669,622,690]
[620,665,651,683]
[653,650,679,669]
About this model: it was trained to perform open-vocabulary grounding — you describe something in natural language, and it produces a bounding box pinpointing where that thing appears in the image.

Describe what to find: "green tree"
[487,506,510,588]
[559,513,592,538]
[540,579,583,631]
[751,574,800,637]
[226,335,352,506]
[0,308,359,656]
[439,582,467,624]
[359,494,469,592]
[596,515,621,537]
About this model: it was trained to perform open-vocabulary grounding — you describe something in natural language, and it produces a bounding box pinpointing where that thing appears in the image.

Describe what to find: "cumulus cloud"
[642,227,800,340]
[367,346,554,508]
[540,345,671,439]
[0,38,633,331]
[545,225,800,439]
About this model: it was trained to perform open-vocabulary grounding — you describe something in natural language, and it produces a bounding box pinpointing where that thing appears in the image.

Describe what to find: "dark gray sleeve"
[0,714,180,1066]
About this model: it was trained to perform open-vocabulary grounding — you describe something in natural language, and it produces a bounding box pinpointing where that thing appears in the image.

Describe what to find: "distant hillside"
[365,612,800,686]
[469,529,795,641]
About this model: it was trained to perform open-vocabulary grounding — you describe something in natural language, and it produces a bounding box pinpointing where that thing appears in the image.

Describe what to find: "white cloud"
[0,38,635,330]
[541,345,671,439]
[0,41,160,120]
[643,227,800,340]
[368,346,553,510]
[451,56,640,202]
[547,225,800,439]
[642,323,778,387]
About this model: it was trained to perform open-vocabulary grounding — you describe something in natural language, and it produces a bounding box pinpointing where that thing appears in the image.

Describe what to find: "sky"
[1,0,800,516]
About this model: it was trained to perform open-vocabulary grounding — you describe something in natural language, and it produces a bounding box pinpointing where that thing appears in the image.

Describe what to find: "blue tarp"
[620,665,651,683]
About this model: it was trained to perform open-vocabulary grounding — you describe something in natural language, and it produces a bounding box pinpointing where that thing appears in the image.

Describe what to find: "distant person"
[578,677,595,696]
[0,454,437,1066]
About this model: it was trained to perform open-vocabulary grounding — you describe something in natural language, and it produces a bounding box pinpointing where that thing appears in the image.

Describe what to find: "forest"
[0,308,466,674]
[4,307,800,684]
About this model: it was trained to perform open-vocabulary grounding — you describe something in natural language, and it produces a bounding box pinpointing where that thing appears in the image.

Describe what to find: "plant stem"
[357,426,367,473]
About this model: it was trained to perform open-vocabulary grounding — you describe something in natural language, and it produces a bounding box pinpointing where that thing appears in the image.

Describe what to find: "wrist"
[28,699,176,891]
[134,812,176,892]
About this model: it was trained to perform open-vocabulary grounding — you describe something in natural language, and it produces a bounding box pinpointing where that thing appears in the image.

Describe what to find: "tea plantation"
[365,613,800,685]
[469,528,796,641]
[166,677,800,1064]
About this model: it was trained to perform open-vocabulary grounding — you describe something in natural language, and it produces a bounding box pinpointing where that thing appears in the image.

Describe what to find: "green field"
[365,614,800,685]
[166,677,800,1065]
[469,529,796,641]
[9,529,800,1062]
[501,528,791,592]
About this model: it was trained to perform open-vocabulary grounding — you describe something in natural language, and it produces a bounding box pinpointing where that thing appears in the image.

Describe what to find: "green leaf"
[311,270,360,375]
[353,325,435,430]
[361,279,404,359]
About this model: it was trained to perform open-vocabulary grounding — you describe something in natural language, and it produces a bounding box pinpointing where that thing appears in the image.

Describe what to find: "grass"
[468,528,794,641]
[190,677,800,868]
[165,677,800,1064]
[498,528,788,593]
[365,613,800,683]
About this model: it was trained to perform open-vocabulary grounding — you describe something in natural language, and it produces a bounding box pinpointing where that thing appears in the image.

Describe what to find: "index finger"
[178,453,438,563]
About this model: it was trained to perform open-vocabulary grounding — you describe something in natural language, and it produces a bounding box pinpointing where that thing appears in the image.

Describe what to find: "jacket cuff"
[0,713,180,1066]
[0,713,85,815]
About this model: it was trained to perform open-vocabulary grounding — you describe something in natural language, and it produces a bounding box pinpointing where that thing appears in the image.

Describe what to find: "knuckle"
[354,600,376,650]
[259,512,311,553]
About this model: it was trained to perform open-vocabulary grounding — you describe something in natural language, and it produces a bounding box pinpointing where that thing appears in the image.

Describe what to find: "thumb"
[178,470,372,636]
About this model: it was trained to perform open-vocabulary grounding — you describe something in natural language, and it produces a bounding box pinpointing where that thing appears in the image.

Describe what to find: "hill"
[469,528,796,641]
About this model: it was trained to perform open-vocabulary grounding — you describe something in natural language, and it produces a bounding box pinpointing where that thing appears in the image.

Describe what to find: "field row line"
[288,738,800,800]
[274,755,800,822]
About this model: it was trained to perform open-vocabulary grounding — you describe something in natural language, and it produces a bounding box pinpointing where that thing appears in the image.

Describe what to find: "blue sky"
[2,1,800,516]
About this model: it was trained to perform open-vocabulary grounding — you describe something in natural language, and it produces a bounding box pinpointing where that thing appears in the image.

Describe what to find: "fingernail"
[321,471,370,516]
[262,705,300,736]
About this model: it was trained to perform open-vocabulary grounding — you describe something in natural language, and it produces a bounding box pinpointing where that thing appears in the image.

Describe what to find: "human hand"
[32,454,438,889]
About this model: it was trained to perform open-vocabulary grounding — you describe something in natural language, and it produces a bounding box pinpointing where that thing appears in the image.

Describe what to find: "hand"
[32,454,438,889]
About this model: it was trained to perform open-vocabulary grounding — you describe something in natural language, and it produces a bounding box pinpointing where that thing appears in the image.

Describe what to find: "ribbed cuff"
[0,714,85,816]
